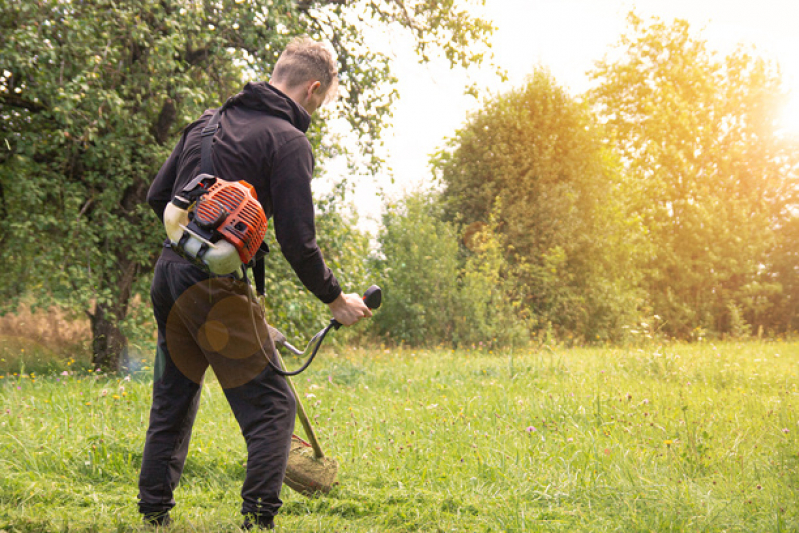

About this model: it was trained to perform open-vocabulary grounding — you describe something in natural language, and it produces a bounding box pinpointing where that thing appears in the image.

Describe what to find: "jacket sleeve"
[270,136,342,304]
[147,133,187,222]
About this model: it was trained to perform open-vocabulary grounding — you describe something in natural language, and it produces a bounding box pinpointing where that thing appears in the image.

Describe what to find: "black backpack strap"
[200,106,268,295]
[200,108,222,177]
[254,257,265,296]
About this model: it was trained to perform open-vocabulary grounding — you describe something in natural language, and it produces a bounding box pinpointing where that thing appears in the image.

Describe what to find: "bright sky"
[320,0,799,231]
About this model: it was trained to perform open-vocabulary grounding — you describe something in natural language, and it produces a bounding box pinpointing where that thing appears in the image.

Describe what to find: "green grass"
[1,341,799,532]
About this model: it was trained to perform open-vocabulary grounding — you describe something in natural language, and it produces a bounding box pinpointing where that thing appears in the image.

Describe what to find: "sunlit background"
[322,0,799,230]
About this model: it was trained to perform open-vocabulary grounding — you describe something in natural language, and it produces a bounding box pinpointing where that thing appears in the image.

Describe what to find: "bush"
[370,193,461,345]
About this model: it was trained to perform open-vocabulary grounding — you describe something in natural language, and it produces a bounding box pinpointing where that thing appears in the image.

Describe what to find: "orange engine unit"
[194,179,268,264]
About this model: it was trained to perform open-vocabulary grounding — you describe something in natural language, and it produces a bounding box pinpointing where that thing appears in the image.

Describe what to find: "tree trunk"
[90,302,129,371]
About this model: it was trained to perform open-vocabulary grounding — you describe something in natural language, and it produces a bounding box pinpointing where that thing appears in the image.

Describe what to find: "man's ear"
[308,80,322,96]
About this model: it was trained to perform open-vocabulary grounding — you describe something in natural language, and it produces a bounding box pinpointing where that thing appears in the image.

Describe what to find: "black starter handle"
[331,285,382,330]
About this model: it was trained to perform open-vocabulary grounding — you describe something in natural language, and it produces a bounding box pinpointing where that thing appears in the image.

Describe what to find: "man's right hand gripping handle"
[327,292,373,327]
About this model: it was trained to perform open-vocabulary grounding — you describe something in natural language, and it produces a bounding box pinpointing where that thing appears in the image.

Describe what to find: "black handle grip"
[331,285,382,330]
[363,285,382,309]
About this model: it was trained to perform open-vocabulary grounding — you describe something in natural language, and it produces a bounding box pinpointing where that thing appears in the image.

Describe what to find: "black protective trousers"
[138,255,296,521]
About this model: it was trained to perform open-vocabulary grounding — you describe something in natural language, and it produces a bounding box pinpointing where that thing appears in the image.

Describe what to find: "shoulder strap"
[200,108,222,177]
[254,257,265,296]
[200,106,267,296]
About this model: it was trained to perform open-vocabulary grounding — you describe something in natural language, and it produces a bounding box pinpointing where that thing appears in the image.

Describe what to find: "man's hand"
[328,292,373,326]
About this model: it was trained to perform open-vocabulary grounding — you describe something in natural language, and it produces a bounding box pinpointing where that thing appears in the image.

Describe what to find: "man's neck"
[270,81,303,107]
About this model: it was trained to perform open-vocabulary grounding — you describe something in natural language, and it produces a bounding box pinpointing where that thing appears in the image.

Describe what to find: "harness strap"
[200,108,222,177]
[199,106,267,296]
[255,257,265,296]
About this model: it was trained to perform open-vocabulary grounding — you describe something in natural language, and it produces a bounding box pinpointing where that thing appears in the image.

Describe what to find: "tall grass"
[1,341,798,531]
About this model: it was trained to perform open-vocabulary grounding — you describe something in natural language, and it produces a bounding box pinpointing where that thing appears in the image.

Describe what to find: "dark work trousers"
[138,255,296,521]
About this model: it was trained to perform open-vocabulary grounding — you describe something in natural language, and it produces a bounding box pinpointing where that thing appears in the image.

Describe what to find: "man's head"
[270,37,338,115]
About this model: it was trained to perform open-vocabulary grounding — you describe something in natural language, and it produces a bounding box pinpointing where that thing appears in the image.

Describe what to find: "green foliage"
[451,202,530,347]
[0,0,495,368]
[588,13,799,338]
[371,192,461,345]
[370,194,530,347]
[434,70,645,342]
[764,214,799,334]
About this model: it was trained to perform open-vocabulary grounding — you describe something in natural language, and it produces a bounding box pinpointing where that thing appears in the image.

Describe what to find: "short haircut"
[272,37,339,103]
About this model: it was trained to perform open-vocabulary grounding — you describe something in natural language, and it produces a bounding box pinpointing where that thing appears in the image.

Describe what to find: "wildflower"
[112,395,120,400]
[783,428,790,434]
[124,375,131,382]
[101,389,108,397]
[525,426,536,433]
[61,371,69,376]
[664,440,673,447]
[567,437,574,443]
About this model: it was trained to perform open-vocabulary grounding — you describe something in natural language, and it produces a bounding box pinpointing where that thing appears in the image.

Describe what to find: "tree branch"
[151,97,176,145]
[0,95,46,113]
[297,0,348,10]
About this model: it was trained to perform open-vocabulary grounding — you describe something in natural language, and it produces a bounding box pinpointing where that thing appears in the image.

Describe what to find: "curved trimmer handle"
[269,285,383,350]
[331,285,382,330]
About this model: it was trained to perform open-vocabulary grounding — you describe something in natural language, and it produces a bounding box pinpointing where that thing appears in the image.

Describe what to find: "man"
[141,37,371,530]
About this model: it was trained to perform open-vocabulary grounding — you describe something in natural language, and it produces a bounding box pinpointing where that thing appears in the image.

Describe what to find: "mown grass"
[1,340,798,532]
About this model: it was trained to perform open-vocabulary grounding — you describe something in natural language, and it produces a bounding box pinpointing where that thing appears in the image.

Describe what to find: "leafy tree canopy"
[588,13,799,337]
[433,70,645,341]
[0,0,495,368]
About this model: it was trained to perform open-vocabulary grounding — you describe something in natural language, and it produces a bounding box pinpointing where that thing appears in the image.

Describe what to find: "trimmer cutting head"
[284,435,339,496]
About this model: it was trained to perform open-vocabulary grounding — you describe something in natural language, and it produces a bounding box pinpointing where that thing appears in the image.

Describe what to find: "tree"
[433,70,645,342]
[371,192,461,345]
[0,0,494,369]
[587,13,799,337]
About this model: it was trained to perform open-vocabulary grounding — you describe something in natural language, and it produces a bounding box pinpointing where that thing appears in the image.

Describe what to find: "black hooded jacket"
[147,82,342,304]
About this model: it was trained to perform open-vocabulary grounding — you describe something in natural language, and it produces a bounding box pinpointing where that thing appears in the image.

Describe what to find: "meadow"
[1,339,798,532]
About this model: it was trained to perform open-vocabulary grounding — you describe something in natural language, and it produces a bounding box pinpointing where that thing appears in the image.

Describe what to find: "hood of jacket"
[225,81,311,133]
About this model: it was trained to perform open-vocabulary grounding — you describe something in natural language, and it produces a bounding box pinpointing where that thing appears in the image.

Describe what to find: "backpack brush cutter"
[162,165,383,496]
[267,286,382,496]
